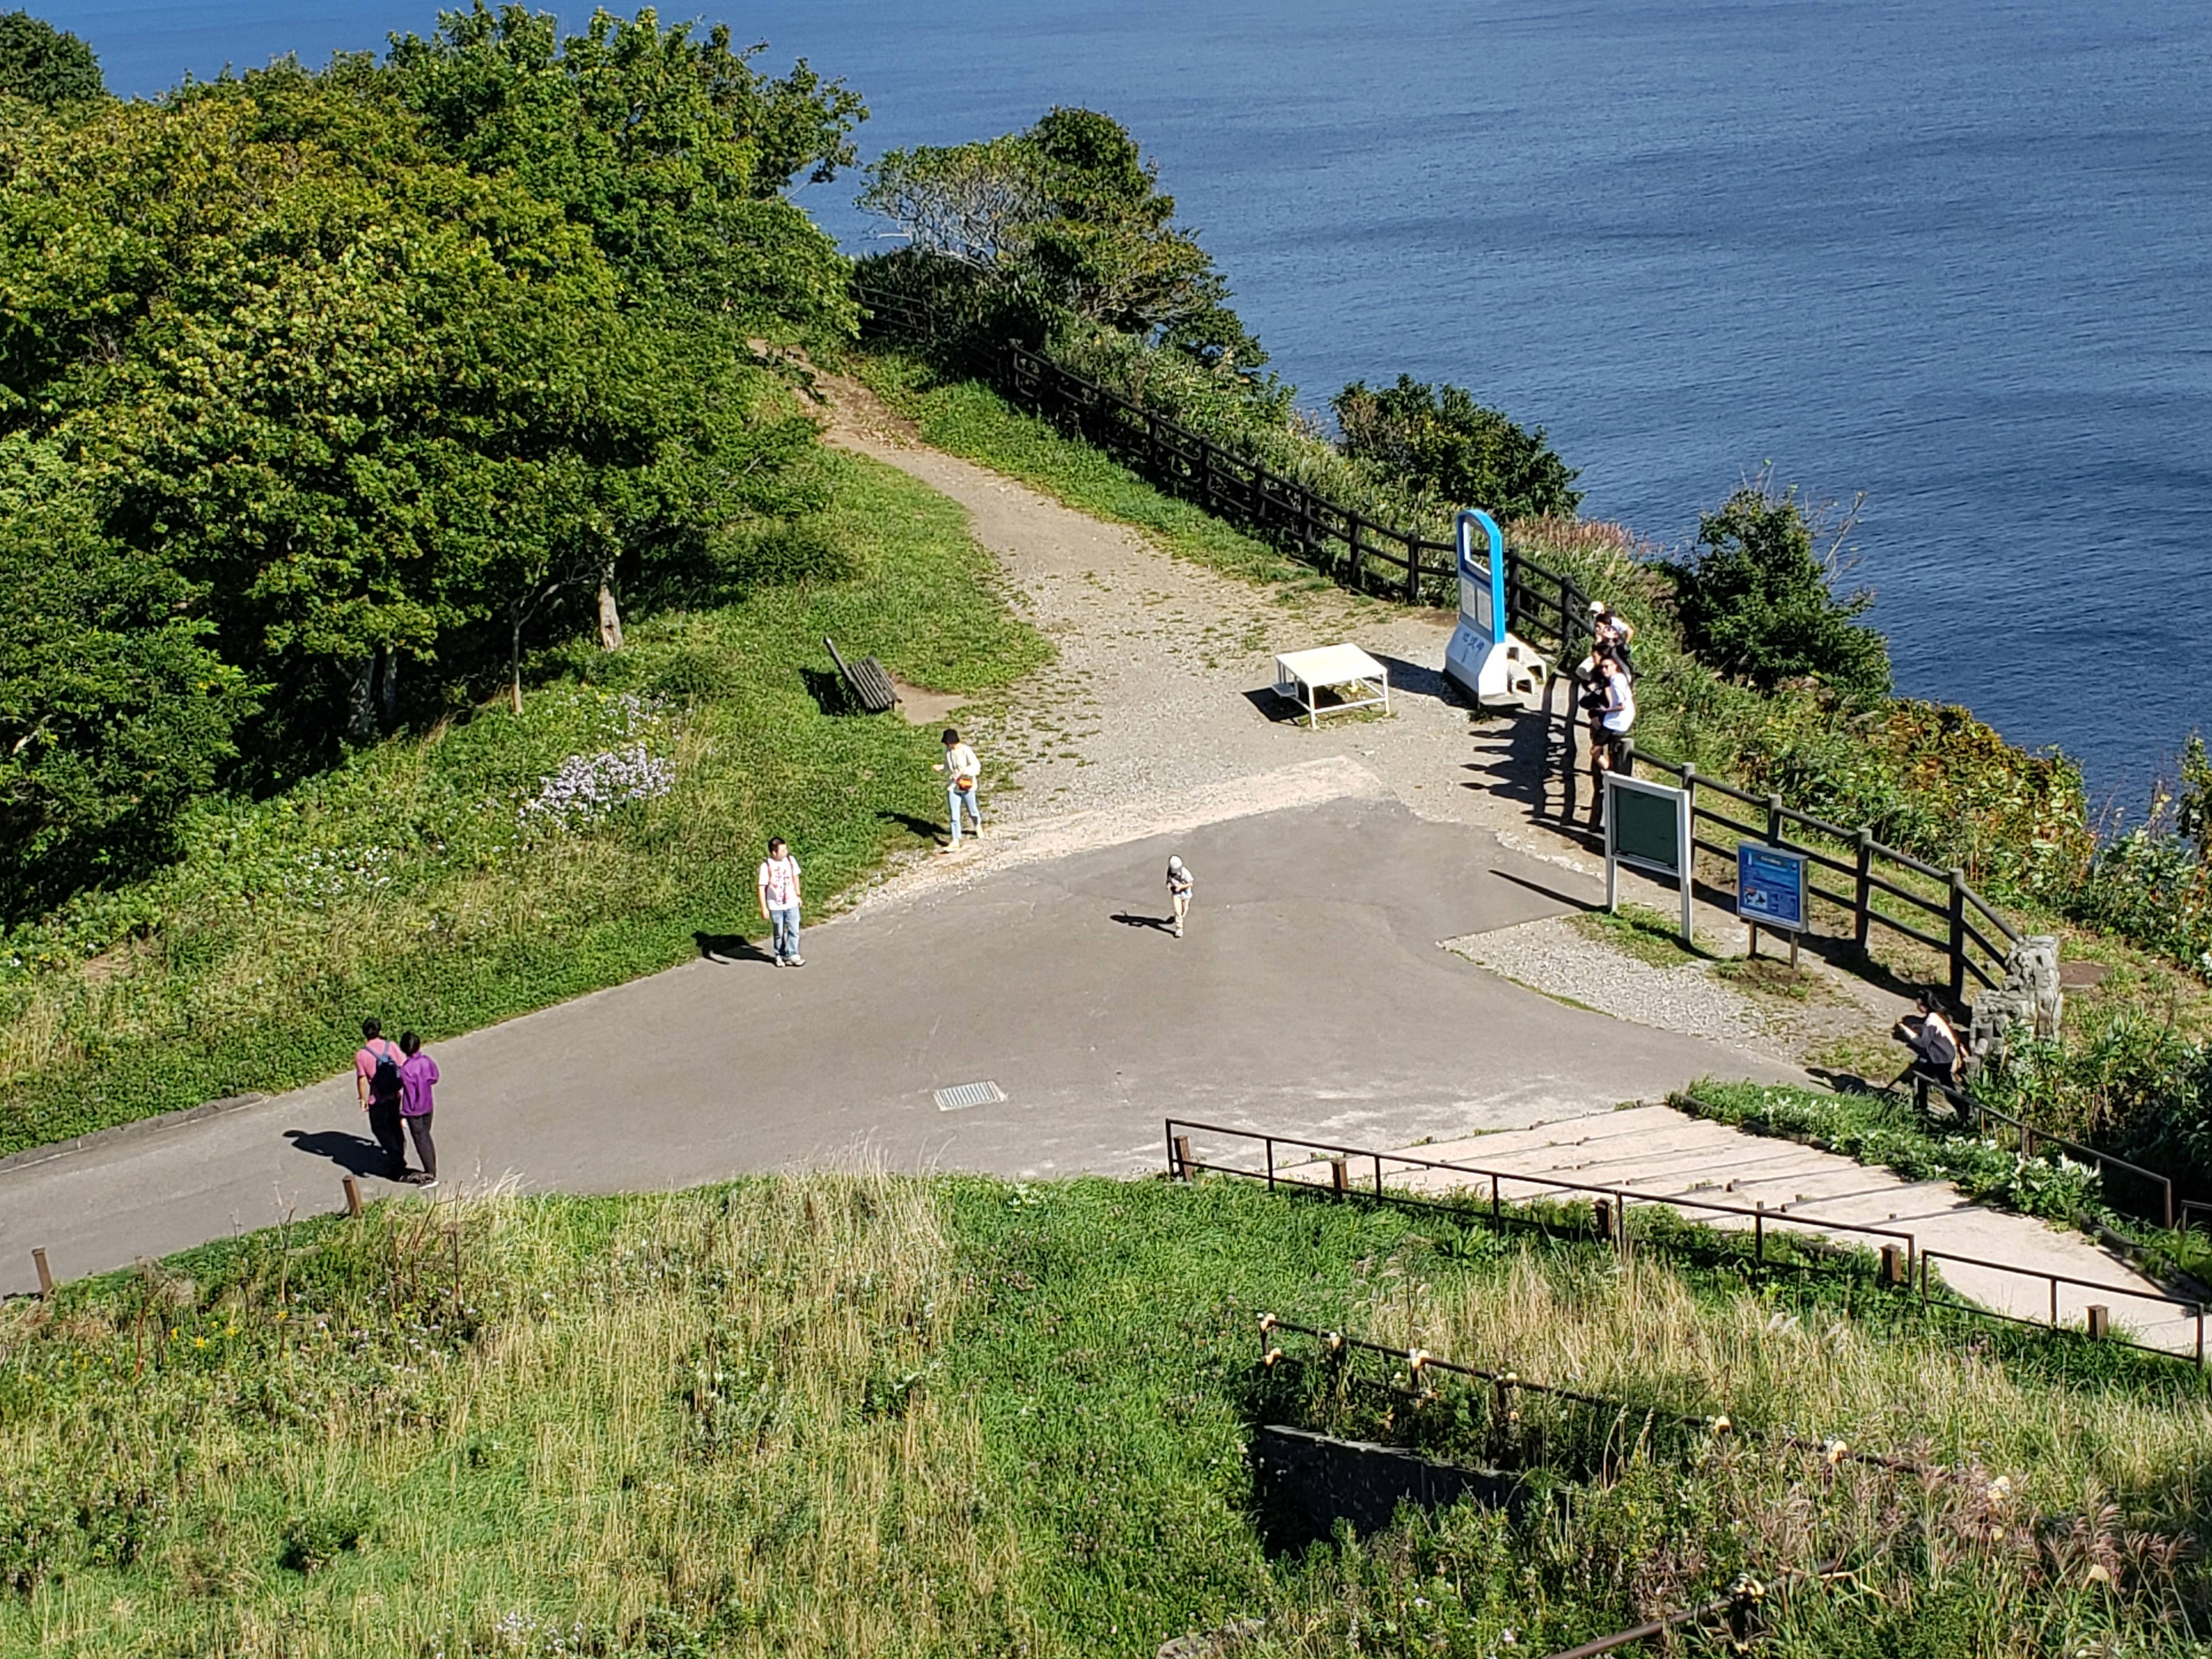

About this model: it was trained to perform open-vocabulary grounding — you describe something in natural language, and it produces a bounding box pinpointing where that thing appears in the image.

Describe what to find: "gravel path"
[1443,916,1770,1047]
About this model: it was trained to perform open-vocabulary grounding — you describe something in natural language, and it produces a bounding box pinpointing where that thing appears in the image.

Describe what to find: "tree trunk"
[375,647,399,729]
[344,659,376,743]
[510,613,525,715]
[597,579,623,651]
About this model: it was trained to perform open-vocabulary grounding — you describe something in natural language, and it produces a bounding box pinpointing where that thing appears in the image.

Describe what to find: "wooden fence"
[854,282,2022,1002]
[1615,740,2020,999]
[854,282,1599,658]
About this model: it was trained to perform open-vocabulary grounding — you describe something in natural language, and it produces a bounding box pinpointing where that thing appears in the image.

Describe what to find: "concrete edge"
[0,1092,270,1180]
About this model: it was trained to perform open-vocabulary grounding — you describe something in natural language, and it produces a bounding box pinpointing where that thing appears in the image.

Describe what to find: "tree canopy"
[1660,478,1892,699]
[858,107,1262,369]
[1331,376,1582,522]
[0,7,863,904]
[0,10,100,107]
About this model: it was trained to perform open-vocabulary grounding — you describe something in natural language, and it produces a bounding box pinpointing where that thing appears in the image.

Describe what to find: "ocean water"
[45,0,2212,804]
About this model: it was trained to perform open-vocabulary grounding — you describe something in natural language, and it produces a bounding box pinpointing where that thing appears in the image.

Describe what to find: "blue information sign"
[1736,843,1808,932]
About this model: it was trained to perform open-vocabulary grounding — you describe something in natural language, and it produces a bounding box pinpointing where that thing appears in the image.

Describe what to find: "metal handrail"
[1912,1075,2175,1230]
[1917,1247,2206,1365]
[1169,1119,2207,1369]
[1166,1118,1917,1278]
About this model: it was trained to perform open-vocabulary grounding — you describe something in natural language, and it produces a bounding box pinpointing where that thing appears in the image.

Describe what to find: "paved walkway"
[1257,1105,2195,1355]
[0,380,2165,1362]
[0,775,1803,1295]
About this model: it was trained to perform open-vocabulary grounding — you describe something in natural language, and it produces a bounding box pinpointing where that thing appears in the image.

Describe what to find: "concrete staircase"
[1270,1103,2203,1359]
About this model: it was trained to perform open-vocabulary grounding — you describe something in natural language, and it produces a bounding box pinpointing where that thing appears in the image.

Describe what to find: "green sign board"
[1604,774,1694,944]
[1613,785,1683,876]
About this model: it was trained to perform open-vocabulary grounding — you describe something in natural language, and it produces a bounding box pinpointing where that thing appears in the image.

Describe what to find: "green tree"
[380,3,862,332]
[0,69,819,753]
[0,10,101,107]
[858,108,1262,369]
[0,487,254,904]
[1331,376,1582,521]
[1661,475,1892,698]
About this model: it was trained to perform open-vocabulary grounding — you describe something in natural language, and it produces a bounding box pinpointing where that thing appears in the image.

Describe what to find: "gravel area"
[1442,916,1771,1047]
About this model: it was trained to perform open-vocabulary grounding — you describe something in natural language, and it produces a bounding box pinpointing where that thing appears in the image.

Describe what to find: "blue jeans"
[769,906,801,961]
[948,782,980,845]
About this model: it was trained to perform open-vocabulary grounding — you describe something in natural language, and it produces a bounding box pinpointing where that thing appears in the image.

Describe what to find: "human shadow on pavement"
[694,931,777,965]
[1110,911,1176,933]
[1487,868,1600,914]
[283,1128,397,1178]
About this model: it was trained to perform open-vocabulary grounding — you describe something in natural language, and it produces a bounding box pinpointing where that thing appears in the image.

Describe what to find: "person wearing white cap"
[1165,855,1194,938]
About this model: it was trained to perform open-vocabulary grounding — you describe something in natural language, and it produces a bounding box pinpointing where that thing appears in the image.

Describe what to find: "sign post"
[1603,774,1692,946]
[1735,843,1809,967]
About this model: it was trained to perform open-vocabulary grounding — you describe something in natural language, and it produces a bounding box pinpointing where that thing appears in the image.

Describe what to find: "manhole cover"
[933,1081,1006,1112]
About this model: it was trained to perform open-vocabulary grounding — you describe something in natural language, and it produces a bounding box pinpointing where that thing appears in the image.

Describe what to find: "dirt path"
[815,369,1908,1072]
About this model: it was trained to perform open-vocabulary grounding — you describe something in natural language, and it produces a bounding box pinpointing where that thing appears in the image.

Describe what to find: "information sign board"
[1603,774,1692,944]
[1736,843,1808,933]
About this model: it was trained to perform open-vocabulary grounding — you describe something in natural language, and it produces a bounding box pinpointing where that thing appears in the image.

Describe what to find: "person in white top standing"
[935,728,982,851]
[756,836,804,967]
[1165,855,1193,938]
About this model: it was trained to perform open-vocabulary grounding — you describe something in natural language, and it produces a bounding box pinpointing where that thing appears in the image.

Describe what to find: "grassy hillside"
[3,1172,2206,1656]
[0,450,1048,1155]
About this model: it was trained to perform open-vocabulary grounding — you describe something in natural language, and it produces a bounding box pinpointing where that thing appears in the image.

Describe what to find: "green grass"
[849,349,1363,600]
[0,449,1050,1156]
[1569,903,1718,969]
[4,1172,2208,1656]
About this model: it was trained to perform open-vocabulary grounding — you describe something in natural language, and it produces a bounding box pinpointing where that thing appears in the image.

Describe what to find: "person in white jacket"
[1166,855,1194,938]
[935,728,982,850]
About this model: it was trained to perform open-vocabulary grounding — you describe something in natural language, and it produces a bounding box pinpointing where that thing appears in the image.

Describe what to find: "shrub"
[1333,375,1582,522]
[1660,475,1892,699]
[0,10,101,107]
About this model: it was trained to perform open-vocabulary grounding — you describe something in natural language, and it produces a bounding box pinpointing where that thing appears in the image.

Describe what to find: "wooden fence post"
[1765,793,1784,846]
[1330,1157,1350,1199]
[1853,828,1874,956]
[1947,868,1969,1003]
[32,1248,53,1300]
[343,1177,363,1218]
[2087,1305,2110,1341]
[1172,1134,1194,1181]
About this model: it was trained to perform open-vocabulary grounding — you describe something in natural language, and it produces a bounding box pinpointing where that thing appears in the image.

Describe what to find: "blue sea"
[45,0,2212,805]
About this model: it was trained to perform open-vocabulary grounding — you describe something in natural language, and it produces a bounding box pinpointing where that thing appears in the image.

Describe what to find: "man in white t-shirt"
[756,836,804,967]
[934,728,983,851]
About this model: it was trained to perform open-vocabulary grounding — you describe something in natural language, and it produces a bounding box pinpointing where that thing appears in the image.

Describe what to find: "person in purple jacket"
[397,1031,441,1189]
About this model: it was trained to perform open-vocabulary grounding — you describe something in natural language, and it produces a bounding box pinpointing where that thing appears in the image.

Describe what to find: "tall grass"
[2,1176,2206,1654]
[0,450,1050,1154]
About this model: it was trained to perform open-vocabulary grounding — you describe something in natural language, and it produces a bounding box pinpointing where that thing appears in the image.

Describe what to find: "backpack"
[368,1041,403,1102]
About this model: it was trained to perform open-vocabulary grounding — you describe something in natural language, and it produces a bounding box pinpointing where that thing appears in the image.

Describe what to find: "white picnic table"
[1272,643,1391,729]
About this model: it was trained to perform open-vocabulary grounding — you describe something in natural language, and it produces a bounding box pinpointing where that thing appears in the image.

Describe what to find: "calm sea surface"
[46,0,2212,804]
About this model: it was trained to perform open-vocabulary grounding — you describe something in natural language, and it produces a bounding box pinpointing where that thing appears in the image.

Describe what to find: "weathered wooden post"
[1947,868,1969,1002]
[343,1177,363,1218]
[1853,828,1876,956]
[32,1248,53,1300]
[1880,1244,1905,1288]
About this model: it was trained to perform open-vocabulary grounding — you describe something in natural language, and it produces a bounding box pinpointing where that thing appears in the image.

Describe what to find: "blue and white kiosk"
[1442,508,1549,706]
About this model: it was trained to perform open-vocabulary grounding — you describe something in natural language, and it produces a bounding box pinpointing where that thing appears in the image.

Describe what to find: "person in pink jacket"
[397,1031,441,1189]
